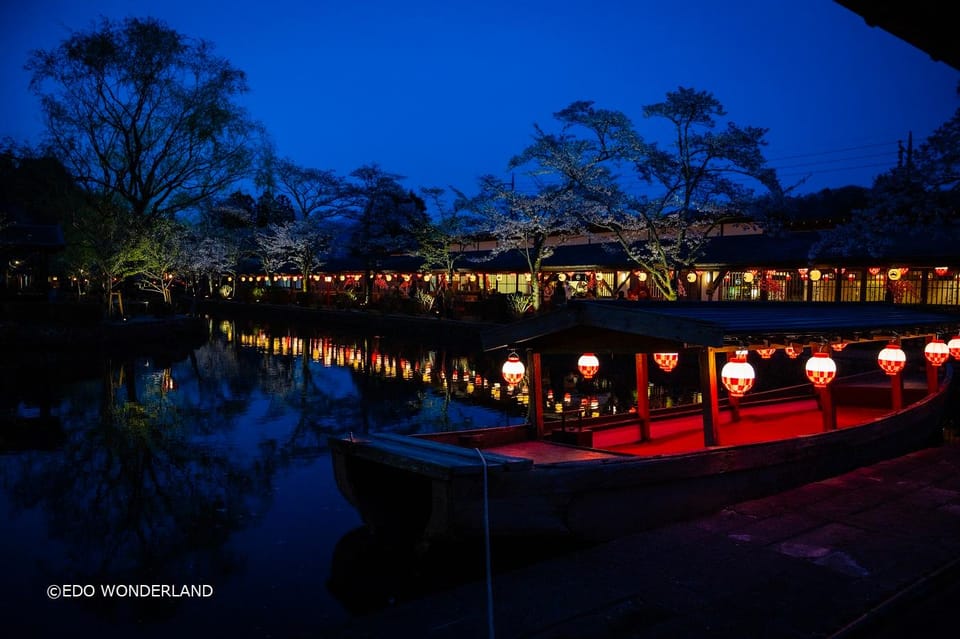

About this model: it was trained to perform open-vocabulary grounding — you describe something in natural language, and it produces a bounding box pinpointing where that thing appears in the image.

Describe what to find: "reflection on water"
[1,315,730,634]
[0,316,524,635]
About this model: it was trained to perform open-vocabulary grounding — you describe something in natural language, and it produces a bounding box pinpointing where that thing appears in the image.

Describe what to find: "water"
[4,312,878,636]
[0,315,526,637]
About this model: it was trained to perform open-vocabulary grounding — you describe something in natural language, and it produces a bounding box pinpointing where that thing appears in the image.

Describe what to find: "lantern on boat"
[804,352,837,388]
[720,354,755,398]
[830,342,847,352]
[756,347,776,359]
[577,353,600,379]
[877,343,906,376]
[784,345,801,359]
[501,352,525,386]
[653,352,679,372]
[948,336,960,360]
[924,339,950,367]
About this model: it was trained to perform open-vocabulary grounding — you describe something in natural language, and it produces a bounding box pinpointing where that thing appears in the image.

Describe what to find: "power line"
[766,140,898,162]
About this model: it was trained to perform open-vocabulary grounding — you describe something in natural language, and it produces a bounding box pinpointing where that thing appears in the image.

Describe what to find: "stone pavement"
[325,439,960,638]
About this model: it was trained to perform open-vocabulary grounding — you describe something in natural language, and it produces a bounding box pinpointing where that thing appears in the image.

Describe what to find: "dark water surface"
[1,315,540,637]
[4,311,915,636]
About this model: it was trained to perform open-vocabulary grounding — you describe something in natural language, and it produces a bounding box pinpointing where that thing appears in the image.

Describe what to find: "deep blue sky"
[2,0,958,200]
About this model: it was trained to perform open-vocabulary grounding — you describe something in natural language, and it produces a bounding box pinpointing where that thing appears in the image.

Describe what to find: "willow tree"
[27,17,259,305]
[514,90,781,300]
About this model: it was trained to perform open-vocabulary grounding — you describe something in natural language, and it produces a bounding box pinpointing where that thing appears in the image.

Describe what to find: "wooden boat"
[330,302,960,543]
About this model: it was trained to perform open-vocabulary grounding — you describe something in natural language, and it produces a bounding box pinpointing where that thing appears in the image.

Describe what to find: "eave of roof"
[482,300,960,353]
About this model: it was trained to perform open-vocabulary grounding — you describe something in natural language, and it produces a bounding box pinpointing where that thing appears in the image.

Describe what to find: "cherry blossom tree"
[511,89,781,300]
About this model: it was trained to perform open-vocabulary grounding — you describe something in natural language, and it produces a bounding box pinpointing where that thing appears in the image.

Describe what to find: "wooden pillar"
[925,336,939,395]
[819,385,837,431]
[635,353,650,441]
[833,268,843,302]
[891,372,904,411]
[528,350,545,439]
[920,269,930,305]
[699,347,720,447]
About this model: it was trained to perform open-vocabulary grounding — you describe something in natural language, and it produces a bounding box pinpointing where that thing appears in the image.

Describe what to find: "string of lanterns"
[502,332,959,402]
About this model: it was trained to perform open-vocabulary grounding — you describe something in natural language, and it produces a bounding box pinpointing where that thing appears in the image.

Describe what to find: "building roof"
[482,299,960,353]
[835,1,960,70]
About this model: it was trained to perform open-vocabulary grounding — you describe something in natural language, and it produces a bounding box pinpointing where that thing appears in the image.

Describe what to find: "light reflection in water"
[0,315,710,635]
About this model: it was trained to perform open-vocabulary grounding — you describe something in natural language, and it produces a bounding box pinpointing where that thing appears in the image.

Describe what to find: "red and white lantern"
[784,345,801,359]
[756,348,776,359]
[653,352,679,372]
[578,353,600,379]
[501,352,525,386]
[948,336,960,360]
[805,352,837,388]
[877,343,906,376]
[924,340,950,367]
[721,355,755,398]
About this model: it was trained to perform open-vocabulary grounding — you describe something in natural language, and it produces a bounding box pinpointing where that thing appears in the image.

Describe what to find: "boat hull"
[330,370,954,543]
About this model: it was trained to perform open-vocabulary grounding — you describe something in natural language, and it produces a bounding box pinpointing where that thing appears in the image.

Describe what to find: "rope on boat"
[475,447,496,639]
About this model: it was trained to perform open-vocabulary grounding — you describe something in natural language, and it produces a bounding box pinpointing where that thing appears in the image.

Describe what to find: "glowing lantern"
[501,352,525,385]
[925,340,950,367]
[756,348,776,359]
[578,353,600,379]
[784,345,801,359]
[877,343,906,376]
[830,342,848,352]
[653,352,679,372]
[934,266,949,277]
[949,336,960,360]
[804,352,837,388]
[721,355,755,397]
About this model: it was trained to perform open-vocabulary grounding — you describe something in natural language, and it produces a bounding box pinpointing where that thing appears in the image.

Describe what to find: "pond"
[10,307,902,636]
[7,313,664,637]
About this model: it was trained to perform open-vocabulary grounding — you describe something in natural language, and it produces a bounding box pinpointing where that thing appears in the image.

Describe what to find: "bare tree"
[27,16,260,230]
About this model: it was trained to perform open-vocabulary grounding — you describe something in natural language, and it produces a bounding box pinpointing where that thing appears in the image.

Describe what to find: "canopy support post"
[699,347,720,447]
[635,353,650,441]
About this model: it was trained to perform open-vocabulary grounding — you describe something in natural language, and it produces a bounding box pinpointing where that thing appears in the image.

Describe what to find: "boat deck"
[484,440,627,464]
[485,396,897,464]
[608,397,890,456]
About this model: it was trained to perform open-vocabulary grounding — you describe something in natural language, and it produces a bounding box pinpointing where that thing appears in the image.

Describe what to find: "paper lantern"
[501,352,525,385]
[830,342,847,352]
[805,352,837,388]
[924,340,949,367]
[756,348,776,359]
[949,336,960,360]
[877,343,906,376]
[784,345,801,359]
[578,353,600,379]
[721,355,755,397]
[653,352,679,372]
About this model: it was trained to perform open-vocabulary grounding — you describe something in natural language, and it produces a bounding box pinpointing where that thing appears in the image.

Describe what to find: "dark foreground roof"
[482,300,960,353]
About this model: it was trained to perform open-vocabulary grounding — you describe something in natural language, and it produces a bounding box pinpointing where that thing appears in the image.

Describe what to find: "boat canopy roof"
[482,300,960,354]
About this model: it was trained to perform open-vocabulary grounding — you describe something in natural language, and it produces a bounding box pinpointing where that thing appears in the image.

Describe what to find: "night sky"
[2,0,958,200]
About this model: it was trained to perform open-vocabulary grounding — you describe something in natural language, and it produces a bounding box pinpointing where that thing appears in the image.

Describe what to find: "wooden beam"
[699,347,720,447]
[635,353,650,441]
[891,371,904,411]
[528,350,545,439]
[819,385,837,431]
